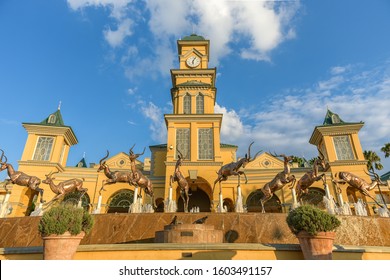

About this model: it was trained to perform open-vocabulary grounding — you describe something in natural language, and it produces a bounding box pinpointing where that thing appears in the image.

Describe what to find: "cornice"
[22,124,78,146]
[164,114,223,126]
[17,160,65,172]
[309,123,364,145]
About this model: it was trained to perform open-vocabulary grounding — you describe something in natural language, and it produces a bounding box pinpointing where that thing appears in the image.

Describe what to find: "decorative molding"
[165,161,223,167]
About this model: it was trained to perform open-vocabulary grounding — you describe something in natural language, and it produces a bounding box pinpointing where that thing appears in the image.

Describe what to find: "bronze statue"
[213,142,261,194]
[170,149,190,212]
[332,170,386,208]
[0,149,45,203]
[293,148,328,201]
[97,150,133,193]
[42,170,88,204]
[128,145,154,205]
[260,153,296,213]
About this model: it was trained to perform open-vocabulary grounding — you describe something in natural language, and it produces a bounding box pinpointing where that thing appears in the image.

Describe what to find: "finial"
[58,101,62,110]
[83,152,86,159]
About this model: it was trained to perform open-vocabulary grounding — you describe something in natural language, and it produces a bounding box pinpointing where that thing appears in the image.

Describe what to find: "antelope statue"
[260,153,296,213]
[293,148,328,201]
[128,145,155,206]
[170,149,190,212]
[213,142,261,195]
[332,169,387,208]
[0,149,45,203]
[42,170,87,204]
[97,150,133,193]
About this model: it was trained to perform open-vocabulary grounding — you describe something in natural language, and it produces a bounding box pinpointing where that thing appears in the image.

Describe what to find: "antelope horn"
[317,146,325,160]
[365,168,380,181]
[0,149,6,163]
[129,144,136,155]
[136,147,146,158]
[45,170,59,178]
[269,151,280,158]
[250,150,263,161]
[99,150,109,165]
[176,148,184,159]
[247,142,254,159]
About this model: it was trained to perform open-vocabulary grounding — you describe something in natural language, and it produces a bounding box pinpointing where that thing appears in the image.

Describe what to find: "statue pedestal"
[155,224,223,243]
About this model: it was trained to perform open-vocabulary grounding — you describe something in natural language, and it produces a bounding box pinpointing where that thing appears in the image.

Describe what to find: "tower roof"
[181,34,206,41]
[39,109,65,127]
[22,108,78,145]
[322,109,345,125]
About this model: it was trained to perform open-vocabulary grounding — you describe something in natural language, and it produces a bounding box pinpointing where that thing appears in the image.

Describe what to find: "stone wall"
[0,213,389,248]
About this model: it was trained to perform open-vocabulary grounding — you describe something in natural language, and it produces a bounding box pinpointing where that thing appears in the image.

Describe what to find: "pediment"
[244,152,285,169]
[182,48,203,59]
[100,152,142,170]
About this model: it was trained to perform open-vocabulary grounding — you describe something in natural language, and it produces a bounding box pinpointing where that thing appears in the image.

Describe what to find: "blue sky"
[1,0,390,181]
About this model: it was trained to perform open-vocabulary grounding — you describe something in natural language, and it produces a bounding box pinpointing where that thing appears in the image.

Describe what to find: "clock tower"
[163,34,225,210]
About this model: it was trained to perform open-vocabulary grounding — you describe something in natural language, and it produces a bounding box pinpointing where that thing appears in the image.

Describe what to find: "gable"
[244,152,285,169]
[101,152,142,170]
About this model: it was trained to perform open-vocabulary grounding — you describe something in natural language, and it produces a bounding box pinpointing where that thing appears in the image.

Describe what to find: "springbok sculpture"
[260,153,296,213]
[332,169,387,208]
[128,145,154,206]
[293,148,328,201]
[170,149,190,212]
[0,149,44,203]
[42,170,87,204]
[213,142,261,195]
[97,150,133,193]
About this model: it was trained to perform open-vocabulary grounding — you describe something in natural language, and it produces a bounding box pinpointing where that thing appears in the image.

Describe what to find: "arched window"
[246,190,282,213]
[183,93,191,114]
[107,189,134,213]
[196,93,204,114]
[63,192,91,212]
[300,187,326,207]
[48,114,56,124]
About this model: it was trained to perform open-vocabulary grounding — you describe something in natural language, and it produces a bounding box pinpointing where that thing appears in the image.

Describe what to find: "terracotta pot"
[296,231,336,260]
[42,231,85,260]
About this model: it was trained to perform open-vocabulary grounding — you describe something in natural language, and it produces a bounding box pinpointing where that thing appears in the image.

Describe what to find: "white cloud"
[103,18,133,47]
[216,63,390,165]
[127,86,137,95]
[67,0,301,76]
[141,102,167,142]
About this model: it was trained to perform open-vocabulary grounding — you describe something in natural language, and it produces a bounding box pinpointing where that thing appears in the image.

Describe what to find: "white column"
[0,192,11,217]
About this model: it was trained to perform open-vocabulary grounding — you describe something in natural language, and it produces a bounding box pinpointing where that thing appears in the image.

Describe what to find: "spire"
[58,101,62,111]
[322,108,344,125]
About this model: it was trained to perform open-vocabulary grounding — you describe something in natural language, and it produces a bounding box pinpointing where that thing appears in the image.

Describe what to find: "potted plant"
[286,204,341,260]
[38,204,94,260]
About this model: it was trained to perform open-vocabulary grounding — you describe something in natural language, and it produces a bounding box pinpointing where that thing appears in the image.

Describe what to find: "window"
[196,93,204,114]
[183,94,191,114]
[198,128,213,159]
[333,135,355,160]
[33,137,54,161]
[48,114,56,124]
[176,128,190,159]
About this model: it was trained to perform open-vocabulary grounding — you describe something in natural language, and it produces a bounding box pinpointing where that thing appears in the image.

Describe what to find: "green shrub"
[38,204,94,236]
[286,205,341,236]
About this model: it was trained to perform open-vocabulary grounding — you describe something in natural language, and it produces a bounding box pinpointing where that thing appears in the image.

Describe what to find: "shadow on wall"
[180,250,237,260]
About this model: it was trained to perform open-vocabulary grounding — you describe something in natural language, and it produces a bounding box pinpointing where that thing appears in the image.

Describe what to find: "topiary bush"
[286,204,341,236]
[38,204,94,236]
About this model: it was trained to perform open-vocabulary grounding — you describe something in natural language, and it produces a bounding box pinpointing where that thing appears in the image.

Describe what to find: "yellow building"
[1,34,388,217]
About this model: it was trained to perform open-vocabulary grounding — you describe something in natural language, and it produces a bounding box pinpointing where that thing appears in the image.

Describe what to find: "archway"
[63,191,91,212]
[246,190,282,213]
[176,176,212,212]
[301,187,326,207]
[106,189,134,213]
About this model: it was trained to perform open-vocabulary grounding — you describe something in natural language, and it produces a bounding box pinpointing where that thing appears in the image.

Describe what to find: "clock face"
[186,56,200,68]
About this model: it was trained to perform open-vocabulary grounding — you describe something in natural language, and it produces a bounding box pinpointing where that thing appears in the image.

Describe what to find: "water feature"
[235,185,246,213]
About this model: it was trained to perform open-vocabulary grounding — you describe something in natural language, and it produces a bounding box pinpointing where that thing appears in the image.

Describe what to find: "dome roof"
[181,34,206,41]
